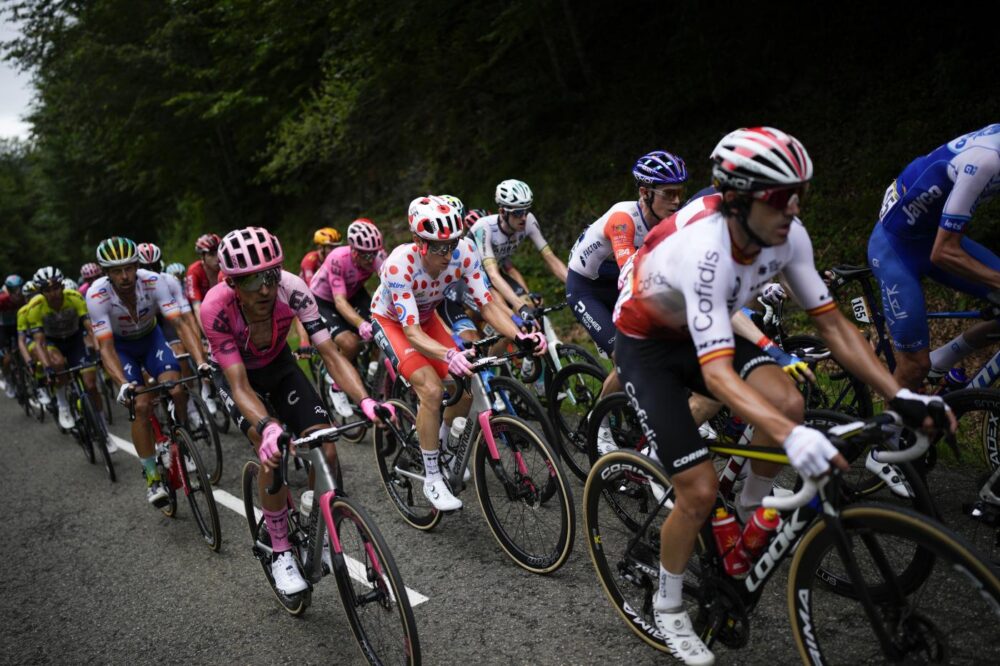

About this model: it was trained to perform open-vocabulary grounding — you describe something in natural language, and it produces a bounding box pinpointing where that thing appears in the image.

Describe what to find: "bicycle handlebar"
[51,359,102,378]
[266,432,292,495]
[126,375,202,421]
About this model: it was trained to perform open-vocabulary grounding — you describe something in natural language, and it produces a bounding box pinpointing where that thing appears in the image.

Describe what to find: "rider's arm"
[526,218,568,283]
[96,335,129,387]
[292,317,309,351]
[315,335,368,403]
[540,247,568,283]
[701,356,798,443]
[332,294,365,328]
[930,228,1000,290]
[156,278,206,366]
[604,211,639,269]
[475,222,526,310]
[221,361,271,437]
[18,332,32,365]
[32,330,55,369]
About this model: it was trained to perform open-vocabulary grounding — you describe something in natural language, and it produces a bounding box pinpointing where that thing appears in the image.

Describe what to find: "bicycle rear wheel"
[328,494,421,665]
[373,399,443,531]
[71,389,96,464]
[788,503,1000,665]
[547,362,608,482]
[175,426,221,552]
[186,391,224,484]
[472,414,575,574]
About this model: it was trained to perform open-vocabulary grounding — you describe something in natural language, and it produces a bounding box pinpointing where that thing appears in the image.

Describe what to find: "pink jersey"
[371,239,492,326]
[310,246,386,302]
[199,270,331,370]
[78,281,91,297]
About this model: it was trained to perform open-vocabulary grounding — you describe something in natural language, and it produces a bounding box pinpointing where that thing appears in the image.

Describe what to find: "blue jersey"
[878,123,1000,240]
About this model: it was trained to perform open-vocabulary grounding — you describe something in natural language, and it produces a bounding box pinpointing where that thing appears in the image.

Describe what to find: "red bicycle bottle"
[711,508,749,578]
[739,507,781,562]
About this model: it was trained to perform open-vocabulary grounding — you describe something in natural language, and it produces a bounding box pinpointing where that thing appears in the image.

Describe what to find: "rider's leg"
[411,365,444,455]
[333,330,361,361]
[689,392,722,425]
[894,349,932,390]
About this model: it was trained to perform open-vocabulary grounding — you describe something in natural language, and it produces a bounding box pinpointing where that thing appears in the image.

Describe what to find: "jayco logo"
[903,186,944,225]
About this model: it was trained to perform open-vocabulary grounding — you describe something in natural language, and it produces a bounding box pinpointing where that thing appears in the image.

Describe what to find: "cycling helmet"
[96,237,139,267]
[463,208,488,230]
[710,127,813,192]
[218,227,284,276]
[80,262,102,280]
[408,195,464,241]
[63,278,79,291]
[313,227,343,246]
[194,233,221,255]
[4,274,24,290]
[495,179,533,210]
[22,280,38,298]
[632,150,689,186]
[137,242,162,265]
[33,266,65,288]
[165,262,186,279]
[439,195,466,221]
[347,219,383,252]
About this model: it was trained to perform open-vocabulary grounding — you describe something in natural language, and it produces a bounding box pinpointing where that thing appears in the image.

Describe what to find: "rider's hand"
[445,348,475,377]
[760,283,787,306]
[295,346,314,360]
[361,397,396,424]
[516,330,547,356]
[517,304,537,327]
[258,421,284,470]
[196,362,213,378]
[784,425,848,477]
[759,337,815,384]
[890,388,956,432]
[357,321,373,342]
[116,381,137,406]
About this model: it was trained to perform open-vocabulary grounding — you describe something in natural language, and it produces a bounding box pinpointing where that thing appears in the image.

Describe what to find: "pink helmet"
[347,218,383,252]
[80,262,102,280]
[218,227,284,276]
[136,242,162,265]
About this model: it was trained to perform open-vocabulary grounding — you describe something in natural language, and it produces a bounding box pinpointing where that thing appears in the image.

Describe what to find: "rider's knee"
[338,334,361,358]
[134,394,153,418]
[776,384,804,422]
[413,377,443,406]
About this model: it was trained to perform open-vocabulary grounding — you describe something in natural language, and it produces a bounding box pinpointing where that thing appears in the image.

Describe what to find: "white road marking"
[109,433,429,605]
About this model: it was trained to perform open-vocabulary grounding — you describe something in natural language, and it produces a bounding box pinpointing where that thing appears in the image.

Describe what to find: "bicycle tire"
[328,494,422,665]
[487,374,558,456]
[783,334,874,418]
[186,390,224,485]
[373,399,443,531]
[240,460,312,615]
[472,413,575,574]
[556,342,605,370]
[159,449,179,518]
[100,372,115,426]
[175,426,221,552]
[70,388,96,464]
[81,391,116,483]
[548,362,609,482]
[788,503,1000,665]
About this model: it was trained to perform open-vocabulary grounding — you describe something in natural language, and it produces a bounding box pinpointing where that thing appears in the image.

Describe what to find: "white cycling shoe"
[271,551,309,595]
[36,388,51,406]
[3,381,14,399]
[330,390,354,418]
[865,451,914,498]
[423,479,463,511]
[596,424,618,456]
[653,608,715,666]
[186,402,202,429]
[57,405,75,430]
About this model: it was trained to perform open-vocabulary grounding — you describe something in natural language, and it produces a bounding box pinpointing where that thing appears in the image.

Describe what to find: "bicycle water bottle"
[738,507,780,562]
[944,368,968,393]
[366,360,379,384]
[300,490,314,518]
[448,417,468,449]
[711,508,749,578]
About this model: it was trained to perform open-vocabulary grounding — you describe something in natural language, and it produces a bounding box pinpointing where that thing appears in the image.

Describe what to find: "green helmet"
[96,237,139,268]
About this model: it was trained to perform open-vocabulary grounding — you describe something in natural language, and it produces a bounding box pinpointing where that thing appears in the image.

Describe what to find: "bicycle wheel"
[472,413,575,573]
[240,460,312,615]
[548,362,609,481]
[81,392,116,483]
[327,494,421,665]
[186,390,223,484]
[584,449,698,654]
[71,389,96,464]
[487,375,557,452]
[556,342,605,370]
[783,334,874,418]
[175,426,221,552]
[100,371,115,426]
[788,503,1000,665]
[373,399,443,531]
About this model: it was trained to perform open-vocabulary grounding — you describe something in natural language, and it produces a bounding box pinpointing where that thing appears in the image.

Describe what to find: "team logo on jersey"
[902,186,944,225]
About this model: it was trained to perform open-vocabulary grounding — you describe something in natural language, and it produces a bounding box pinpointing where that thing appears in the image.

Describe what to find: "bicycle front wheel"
[186,391,223,484]
[328,494,421,665]
[547,362,608,482]
[175,426,221,552]
[788,503,1000,665]
[81,392,116,482]
[473,414,575,574]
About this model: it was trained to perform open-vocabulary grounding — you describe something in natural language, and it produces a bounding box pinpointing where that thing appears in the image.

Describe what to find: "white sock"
[438,420,450,447]
[739,470,776,510]
[599,414,611,430]
[654,564,685,612]
[929,333,975,374]
[422,449,441,479]
[56,387,69,408]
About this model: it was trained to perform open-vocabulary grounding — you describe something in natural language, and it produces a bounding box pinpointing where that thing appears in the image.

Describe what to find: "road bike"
[55,359,116,482]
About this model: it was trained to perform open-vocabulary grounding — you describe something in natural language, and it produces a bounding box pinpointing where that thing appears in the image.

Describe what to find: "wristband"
[255,416,276,436]
[756,335,775,350]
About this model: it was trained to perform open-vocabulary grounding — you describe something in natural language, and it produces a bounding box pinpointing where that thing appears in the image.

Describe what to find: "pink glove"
[259,422,283,466]
[445,348,475,377]
[516,331,548,355]
[361,397,396,423]
[358,321,373,341]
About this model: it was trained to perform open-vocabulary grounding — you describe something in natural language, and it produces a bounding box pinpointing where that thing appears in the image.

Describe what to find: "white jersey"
[86,269,183,340]
[567,200,654,279]
[162,272,191,314]
[470,213,549,266]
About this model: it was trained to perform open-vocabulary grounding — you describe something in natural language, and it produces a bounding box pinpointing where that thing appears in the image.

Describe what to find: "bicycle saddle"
[828,264,873,280]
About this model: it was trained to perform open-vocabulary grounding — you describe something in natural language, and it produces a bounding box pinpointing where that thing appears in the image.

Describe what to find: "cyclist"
[471,179,567,321]
[308,219,386,416]
[371,195,547,511]
[1,274,27,398]
[201,226,393,595]
[78,263,102,297]
[186,233,223,335]
[612,127,954,665]
[24,266,102,430]
[867,123,1000,389]
[300,227,343,286]
[88,236,209,506]
[437,206,503,344]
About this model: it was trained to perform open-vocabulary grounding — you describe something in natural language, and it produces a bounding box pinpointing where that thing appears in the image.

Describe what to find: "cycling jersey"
[371,239,492,326]
[0,289,24,327]
[24,289,89,339]
[16,303,30,340]
[614,196,834,363]
[87,271,183,341]
[162,272,191,314]
[567,200,655,279]
[185,260,220,303]
[78,281,91,297]
[310,246,386,302]
[200,270,331,370]
[470,213,549,267]
[299,250,322,286]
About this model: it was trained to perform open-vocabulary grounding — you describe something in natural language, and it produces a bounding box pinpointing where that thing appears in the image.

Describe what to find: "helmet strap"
[498,210,514,235]
[725,194,772,250]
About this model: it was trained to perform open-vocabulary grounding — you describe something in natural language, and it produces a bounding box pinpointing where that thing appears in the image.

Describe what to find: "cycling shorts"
[48,331,93,370]
[157,313,180,345]
[868,222,1000,351]
[566,268,618,355]
[212,345,329,437]
[437,298,478,335]
[614,333,777,474]
[372,312,454,382]
[316,289,370,339]
[113,325,180,384]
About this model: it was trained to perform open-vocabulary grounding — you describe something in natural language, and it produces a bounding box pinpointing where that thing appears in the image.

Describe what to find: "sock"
[438,420,450,448]
[56,386,69,409]
[422,449,441,480]
[739,470,776,512]
[929,333,975,375]
[263,508,292,553]
[141,456,159,483]
[599,414,611,430]
[654,564,685,612]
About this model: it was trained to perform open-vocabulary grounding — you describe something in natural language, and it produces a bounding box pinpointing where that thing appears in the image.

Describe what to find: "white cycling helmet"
[495,179,533,210]
[33,266,65,289]
[710,127,813,192]
[408,195,464,242]
[63,278,79,291]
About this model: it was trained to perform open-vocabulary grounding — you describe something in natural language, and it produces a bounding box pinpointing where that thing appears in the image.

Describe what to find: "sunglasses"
[649,186,685,200]
[233,267,281,291]
[504,209,529,218]
[753,185,806,211]
[425,240,459,256]
[353,250,378,261]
